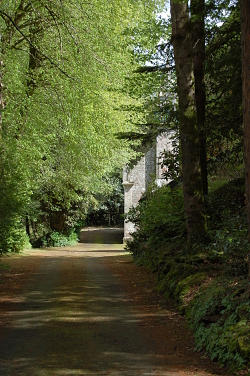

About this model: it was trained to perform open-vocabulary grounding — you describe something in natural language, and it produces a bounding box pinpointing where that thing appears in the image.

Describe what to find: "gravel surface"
[0,232,232,376]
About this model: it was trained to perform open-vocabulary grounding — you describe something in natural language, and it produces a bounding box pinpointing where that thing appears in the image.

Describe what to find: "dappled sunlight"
[1,271,167,330]
[0,245,225,376]
[23,242,127,258]
[2,360,185,376]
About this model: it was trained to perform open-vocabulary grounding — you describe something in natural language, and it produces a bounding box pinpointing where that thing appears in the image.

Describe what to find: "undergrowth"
[38,231,78,247]
[126,177,250,372]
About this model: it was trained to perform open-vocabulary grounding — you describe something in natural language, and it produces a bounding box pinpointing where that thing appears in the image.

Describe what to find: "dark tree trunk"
[191,0,208,195]
[50,212,67,233]
[0,49,3,132]
[27,36,42,95]
[241,0,250,277]
[170,0,206,243]
[25,216,31,238]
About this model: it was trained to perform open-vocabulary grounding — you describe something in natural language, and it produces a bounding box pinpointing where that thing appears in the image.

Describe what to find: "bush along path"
[0,239,236,376]
[126,177,250,373]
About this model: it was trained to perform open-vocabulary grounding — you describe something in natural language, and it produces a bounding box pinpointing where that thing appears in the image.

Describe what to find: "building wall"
[145,146,156,188]
[123,156,147,241]
[123,132,173,241]
[123,156,146,195]
[156,131,175,186]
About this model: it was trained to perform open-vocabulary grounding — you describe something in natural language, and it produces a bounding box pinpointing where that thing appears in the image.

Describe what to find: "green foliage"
[157,261,198,300]
[206,178,249,277]
[205,227,249,277]
[205,2,243,173]
[126,177,249,370]
[207,178,245,224]
[187,280,249,369]
[0,220,29,254]
[39,231,78,248]
[127,184,185,238]
[175,272,207,307]
[0,0,162,249]
[126,185,185,271]
[0,146,31,253]
[86,170,124,227]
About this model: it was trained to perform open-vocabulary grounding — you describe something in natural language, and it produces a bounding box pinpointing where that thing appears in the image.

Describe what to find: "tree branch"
[0,10,75,80]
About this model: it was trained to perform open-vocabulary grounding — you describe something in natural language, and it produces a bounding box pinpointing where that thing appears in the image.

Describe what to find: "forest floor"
[0,228,234,376]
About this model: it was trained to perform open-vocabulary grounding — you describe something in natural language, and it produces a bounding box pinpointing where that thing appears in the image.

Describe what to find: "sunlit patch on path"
[0,229,230,376]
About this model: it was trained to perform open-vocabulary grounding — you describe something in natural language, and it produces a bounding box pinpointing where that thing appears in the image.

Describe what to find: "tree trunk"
[50,211,67,233]
[27,37,42,95]
[170,0,206,243]
[0,24,8,134]
[0,44,3,133]
[241,0,250,277]
[191,0,208,195]
[25,216,31,238]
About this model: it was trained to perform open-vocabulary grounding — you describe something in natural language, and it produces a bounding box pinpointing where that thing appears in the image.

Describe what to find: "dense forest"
[0,0,249,372]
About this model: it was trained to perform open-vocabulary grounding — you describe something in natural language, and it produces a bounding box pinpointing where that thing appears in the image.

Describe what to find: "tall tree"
[0,37,3,132]
[0,0,161,250]
[170,0,206,242]
[241,0,250,275]
[191,0,207,195]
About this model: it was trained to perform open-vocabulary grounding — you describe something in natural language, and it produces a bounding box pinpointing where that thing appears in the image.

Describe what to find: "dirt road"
[0,238,231,375]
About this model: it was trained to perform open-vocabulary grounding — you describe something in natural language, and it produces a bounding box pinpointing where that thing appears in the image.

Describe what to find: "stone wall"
[123,147,155,242]
[123,132,174,241]
[156,131,175,186]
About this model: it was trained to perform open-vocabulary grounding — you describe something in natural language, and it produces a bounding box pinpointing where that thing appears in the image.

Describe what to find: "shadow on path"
[80,227,124,244]
[0,245,231,376]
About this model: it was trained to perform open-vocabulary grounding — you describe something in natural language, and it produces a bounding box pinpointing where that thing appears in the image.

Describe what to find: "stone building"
[123,132,174,241]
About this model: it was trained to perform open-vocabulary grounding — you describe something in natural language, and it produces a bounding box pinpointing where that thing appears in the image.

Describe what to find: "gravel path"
[0,234,232,376]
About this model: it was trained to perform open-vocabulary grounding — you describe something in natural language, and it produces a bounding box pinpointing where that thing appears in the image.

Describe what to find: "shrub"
[0,151,31,254]
[205,226,249,277]
[0,219,29,254]
[40,231,78,247]
[126,185,185,248]
[126,177,249,371]
[186,279,249,369]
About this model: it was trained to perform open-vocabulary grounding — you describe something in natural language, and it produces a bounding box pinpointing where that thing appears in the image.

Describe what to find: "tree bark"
[27,14,43,95]
[241,0,250,277]
[191,0,208,195]
[170,0,206,243]
[0,21,8,134]
[0,43,3,133]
